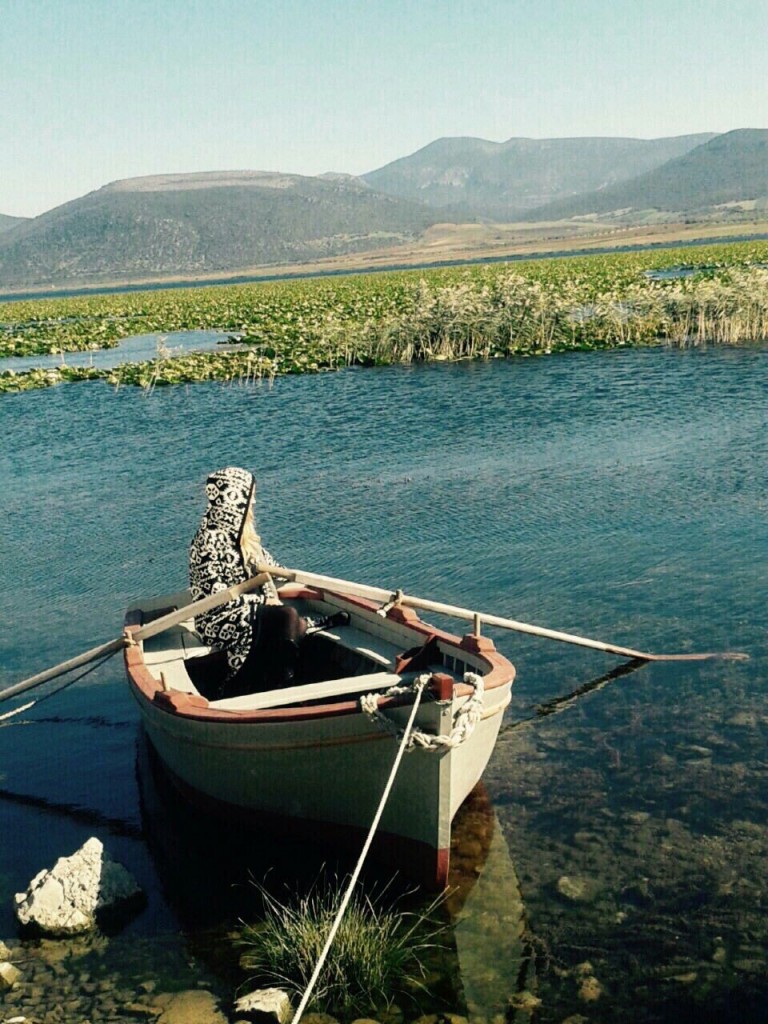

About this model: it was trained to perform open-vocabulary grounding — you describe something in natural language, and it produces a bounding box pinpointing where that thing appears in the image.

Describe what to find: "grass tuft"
[237,875,447,1019]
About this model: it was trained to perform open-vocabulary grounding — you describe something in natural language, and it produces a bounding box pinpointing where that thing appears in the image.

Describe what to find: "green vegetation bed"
[2,241,768,393]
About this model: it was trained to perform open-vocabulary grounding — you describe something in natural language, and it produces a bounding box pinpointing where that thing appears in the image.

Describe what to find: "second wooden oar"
[261,563,746,663]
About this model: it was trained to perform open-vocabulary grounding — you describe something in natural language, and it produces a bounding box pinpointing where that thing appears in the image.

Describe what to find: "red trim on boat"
[385,604,422,626]
[430,672,454,701]
[153,690,209,712]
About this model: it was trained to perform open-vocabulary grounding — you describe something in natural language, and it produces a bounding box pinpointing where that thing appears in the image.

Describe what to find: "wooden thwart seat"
[209,671,403,712]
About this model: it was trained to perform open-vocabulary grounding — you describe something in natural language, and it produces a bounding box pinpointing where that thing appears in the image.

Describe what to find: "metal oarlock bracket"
[376,589,403,617]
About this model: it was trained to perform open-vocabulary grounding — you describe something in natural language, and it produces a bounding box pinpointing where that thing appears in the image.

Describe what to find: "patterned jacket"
[188,466,278,678]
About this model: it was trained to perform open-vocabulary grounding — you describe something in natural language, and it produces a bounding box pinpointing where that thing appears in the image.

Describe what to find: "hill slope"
[0,171,438,288]
[0,213,27,233]
[523,129,768,221]
[363,134,716,218]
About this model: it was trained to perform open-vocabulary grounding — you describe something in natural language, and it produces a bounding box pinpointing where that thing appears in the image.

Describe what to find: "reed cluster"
[361,273,644,361]
[359,266,768,360]
[656,268,768,344]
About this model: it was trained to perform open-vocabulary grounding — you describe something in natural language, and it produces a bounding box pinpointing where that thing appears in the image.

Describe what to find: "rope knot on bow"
[360,671,485,750]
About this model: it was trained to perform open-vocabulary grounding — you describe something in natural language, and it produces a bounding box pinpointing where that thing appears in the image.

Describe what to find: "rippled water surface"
[1,347,766,1022]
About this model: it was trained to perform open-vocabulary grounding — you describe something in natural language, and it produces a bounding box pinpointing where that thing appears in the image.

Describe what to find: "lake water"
[0,346,766,1022]
[1,329,240,372]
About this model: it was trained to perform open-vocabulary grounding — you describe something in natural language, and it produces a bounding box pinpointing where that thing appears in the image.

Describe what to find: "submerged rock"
[156,990,228,1023]
[568,962,603,1003]
[508,989,541,1012]
[556,875,598,903]
[411,1016,468,1024]
[578,975,603,1001]
[0,960,21,988]
[14,837,143,936]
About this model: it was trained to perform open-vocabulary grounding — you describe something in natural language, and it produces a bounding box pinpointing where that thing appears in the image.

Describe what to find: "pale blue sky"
[1,0,766,217]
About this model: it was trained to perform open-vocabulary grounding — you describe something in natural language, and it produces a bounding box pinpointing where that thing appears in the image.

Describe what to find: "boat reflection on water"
[135,728,340,930]
[136,729,535,1016]
[446,785,535,1018]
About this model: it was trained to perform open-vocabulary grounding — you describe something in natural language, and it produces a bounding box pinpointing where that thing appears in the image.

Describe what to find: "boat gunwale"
[124,586,515,725]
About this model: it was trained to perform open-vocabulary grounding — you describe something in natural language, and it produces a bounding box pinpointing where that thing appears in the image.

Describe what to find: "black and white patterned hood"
[201,466,254,538]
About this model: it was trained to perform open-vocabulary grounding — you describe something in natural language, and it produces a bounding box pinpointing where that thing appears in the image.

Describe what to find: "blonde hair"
[239,503,264,570]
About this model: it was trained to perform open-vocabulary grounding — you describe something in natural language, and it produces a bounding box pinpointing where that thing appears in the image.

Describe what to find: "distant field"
[3,217,768,297]
[2,239,768,392]
[323,218,768,274]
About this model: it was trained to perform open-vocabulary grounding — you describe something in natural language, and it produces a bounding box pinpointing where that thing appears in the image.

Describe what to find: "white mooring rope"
[290,674,429,1024]
[360,671,485,750]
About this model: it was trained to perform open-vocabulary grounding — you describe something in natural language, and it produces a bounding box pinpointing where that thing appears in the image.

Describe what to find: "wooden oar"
[260,563,747,663]
[0,573,272,705]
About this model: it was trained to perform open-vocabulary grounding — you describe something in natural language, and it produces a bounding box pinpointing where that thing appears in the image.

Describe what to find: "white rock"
[234,987,293,1023]
[14,837,143,936]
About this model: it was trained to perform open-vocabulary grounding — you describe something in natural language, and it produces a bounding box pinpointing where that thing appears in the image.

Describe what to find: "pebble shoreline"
[0,937,491,1024]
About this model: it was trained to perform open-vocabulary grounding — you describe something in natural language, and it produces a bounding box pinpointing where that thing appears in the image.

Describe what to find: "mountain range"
[520,129,768,221]
[1,129,766,290]
[361,133,718,219]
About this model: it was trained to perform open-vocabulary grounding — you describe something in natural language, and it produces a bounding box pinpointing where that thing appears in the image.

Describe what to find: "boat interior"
[134,591,478,713]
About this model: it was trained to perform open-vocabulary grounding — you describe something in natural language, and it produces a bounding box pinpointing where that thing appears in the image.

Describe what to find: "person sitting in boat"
[188,466,309,698]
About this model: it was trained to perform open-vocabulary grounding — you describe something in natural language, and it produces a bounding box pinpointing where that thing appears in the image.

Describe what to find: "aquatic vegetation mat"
[3,240,768,392]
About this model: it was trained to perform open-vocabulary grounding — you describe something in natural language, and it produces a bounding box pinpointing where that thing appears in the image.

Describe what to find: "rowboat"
[123,580,515,889]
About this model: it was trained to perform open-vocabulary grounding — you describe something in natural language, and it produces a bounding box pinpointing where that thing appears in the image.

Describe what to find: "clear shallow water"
[0,347,766,1022]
